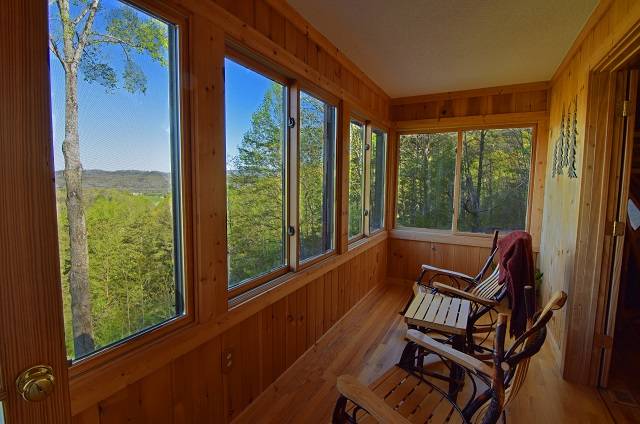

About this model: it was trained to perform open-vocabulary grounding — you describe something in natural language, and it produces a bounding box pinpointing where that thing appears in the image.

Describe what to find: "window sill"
[390,228,540,252]
[229,231,387,309]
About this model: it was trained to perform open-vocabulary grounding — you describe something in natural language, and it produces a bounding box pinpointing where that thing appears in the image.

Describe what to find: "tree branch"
[73,0,100,64]
[49,35,66,70]
[72,2,93,26]
[89,33,134,61]
[89,33,137,50]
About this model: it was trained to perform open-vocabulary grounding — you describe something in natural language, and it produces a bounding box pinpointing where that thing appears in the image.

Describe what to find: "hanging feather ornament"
[563,103,571,168]
[556,106,565,176]
[552,139,558,178]
[568,97,578,179]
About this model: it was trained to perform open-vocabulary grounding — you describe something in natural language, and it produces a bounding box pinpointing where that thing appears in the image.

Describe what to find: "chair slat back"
[473,230,500,281]
[470,267,501,300]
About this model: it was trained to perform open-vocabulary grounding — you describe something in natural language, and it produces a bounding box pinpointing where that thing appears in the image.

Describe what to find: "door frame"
[0,1,72,422]
[565,21,640,386]
[597,70,637,387]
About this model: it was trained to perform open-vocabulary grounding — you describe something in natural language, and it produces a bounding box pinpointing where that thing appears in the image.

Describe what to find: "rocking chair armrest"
[419,265,476,286]
[336,375,411,424]
[432,282,498,307]
[406,329,495,378]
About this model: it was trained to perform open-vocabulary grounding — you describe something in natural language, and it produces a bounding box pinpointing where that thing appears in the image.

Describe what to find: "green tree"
[299,93,332,259]
[348,123,364,237]
[227,83,285,285]
[49,0,169,357]
[459,128,531,232]
[396,133,456,229]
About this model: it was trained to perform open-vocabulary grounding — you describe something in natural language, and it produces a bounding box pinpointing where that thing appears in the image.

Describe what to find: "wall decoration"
[562,104,571,168]
[552,138,559,178]
[568,96,578,179]
[556,107,565,176]
[551,98,580,180]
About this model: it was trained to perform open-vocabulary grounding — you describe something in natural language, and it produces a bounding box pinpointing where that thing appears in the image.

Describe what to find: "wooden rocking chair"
[409,231,505,338]
[408,264,507,359]
[332,289,567,424]
[416,230,500,290]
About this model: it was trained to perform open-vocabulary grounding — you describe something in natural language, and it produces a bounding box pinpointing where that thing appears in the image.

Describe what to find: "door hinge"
[607,220,626,237]
[622,100,630,117]
[594,333,614,349]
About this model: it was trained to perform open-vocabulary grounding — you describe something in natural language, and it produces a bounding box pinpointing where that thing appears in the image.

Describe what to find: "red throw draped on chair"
[498,231,535,338]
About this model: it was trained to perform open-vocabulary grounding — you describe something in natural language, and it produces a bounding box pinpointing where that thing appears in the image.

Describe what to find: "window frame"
[368,126,388,236]
[222,51,342,294]
[342,115,390,246]
[223,51,291,299]
[65,0,195,375]
[347,116,367,242]
[294,81,340,271]
[394,123,537,239]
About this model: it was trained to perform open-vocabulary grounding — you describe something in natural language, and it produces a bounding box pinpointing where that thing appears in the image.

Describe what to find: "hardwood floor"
[233,282,613,423]
[600,311,640,423]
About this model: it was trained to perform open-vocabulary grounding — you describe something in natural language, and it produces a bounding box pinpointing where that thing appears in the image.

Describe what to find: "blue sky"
[50,0,269,173]
[224,58,277,168]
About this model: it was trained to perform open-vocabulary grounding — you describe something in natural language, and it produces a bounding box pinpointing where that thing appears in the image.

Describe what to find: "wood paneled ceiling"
[287,0,598,97]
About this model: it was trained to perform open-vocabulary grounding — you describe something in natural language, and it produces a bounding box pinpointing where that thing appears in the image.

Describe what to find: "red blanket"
[498,231,535,338]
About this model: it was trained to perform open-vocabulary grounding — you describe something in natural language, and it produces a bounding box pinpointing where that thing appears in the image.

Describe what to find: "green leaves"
[50,1,170,93]
[105,7,168,66]
[122,59,146,93]
[79,46,117,91]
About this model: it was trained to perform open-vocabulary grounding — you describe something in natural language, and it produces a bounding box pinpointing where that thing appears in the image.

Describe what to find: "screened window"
[459,128,532,233]
[396,127,533,234]
[396,132,457,229]
[299,91,336,261]
[224,58,287,289]
[369,129,387,233]
[49,1,182,360]
[348,120,365,239]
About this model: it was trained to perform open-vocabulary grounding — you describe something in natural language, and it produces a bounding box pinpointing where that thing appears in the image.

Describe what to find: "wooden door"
[599,69,639,387]
[0,1,72,422]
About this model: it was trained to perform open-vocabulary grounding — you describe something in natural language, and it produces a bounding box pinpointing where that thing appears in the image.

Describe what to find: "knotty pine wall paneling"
[391,82,548,123]
[66,0,392,421]
[540,0,640,384]
[71,241,387,423]
[388,82,550,288]
[387,238,492,282]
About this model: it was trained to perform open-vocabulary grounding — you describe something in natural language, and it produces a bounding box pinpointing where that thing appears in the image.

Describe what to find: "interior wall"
[64,0,392,421]
[540,0,640,381]
[217,0,390,122]
[391,82,548,123]
[46,0,640,418]
[388,239,492,282]
[71,241,387,423]
[387,83,549,282]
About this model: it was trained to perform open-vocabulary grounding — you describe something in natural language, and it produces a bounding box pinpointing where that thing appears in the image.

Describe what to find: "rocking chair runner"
[332,289,567,424]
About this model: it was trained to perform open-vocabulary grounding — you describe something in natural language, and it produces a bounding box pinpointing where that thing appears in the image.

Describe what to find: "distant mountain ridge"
[55,170,171,194]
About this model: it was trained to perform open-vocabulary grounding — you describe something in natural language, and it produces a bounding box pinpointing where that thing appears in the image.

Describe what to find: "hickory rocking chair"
[332,289,567,424]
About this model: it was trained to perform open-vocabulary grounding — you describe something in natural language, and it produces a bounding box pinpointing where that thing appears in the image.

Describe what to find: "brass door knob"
[16,365,55,402]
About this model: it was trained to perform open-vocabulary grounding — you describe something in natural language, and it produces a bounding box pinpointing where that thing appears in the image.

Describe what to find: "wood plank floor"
[233,282,614,423]
[600,311,640,423]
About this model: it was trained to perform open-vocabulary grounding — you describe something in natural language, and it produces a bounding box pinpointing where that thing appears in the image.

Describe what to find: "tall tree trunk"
[63,68,95,356]
[473,131,486,231]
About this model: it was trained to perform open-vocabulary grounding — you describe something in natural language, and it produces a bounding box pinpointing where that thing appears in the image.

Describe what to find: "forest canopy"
[396,128,532,233]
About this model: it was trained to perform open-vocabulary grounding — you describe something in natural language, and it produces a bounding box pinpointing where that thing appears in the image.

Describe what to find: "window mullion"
[288,81,300,271]
[452,130,463,233]
[363,123,372,236]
